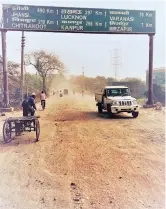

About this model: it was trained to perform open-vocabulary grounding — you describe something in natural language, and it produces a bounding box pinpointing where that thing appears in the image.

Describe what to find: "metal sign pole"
[1,30,9,107]
[147,34,154,105]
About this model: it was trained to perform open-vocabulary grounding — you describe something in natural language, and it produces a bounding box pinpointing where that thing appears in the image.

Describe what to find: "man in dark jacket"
[22,93,37,116]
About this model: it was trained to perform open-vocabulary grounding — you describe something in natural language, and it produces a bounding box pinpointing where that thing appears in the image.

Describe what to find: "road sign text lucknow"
[2,4,156,34]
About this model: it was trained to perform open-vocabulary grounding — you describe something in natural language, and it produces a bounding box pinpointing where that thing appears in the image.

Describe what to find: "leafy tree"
[120,77,145,85]
[0,56,20,93]
[25,73,42,94]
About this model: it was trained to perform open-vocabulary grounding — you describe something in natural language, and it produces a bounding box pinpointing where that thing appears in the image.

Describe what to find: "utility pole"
[1,30,9,107]
[21,31,25,102]
[24,61,28,97]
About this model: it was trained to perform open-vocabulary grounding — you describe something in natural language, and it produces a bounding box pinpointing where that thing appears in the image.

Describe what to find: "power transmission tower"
[82,67,84,96]
[112,48,122,80]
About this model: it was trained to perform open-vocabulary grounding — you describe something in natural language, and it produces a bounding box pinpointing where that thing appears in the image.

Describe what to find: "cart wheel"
[35,119,40,142]
[3,120,12,143]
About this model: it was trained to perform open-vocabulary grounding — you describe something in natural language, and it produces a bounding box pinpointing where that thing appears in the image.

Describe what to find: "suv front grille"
[119,101,132,106]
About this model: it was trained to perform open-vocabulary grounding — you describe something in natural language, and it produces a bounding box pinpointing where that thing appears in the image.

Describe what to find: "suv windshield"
[106,88,130,97]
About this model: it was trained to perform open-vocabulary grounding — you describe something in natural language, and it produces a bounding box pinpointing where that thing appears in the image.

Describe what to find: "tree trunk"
[42,77,47,94]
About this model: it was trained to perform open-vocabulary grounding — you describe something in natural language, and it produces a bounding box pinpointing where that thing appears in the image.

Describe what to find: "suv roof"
[105,86,128,89]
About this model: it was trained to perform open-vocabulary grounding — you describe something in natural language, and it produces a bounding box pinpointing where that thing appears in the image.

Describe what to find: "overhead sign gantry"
[2,4,155,34]
[0,4,156,107]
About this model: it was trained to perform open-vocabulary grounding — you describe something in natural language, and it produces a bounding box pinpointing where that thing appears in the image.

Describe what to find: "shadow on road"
[52,110,98,122]
[52,110,133,122]
[0,135,37,147]
[85,111,133,120]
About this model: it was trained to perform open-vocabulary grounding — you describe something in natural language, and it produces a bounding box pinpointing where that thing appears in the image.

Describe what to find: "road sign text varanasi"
[2,4,156,34]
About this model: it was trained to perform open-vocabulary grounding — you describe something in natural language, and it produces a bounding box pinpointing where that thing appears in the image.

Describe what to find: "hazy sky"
[0,0,165,80]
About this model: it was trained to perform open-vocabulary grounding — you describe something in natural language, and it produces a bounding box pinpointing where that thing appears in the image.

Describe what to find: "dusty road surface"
[0,95,165,209]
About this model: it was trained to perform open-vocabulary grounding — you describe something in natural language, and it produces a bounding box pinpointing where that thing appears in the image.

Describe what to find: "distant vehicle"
[95,86,139,118]
[64,89,68,95]
[59,91,63,97]
[81,90,84,97]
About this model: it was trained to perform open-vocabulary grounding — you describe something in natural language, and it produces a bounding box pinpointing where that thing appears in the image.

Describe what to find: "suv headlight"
[132,100,137,105]
[112,101,119,106]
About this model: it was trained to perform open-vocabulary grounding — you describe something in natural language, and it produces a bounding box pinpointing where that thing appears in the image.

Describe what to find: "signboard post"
[1,30,9,107]
[147,34,154,105]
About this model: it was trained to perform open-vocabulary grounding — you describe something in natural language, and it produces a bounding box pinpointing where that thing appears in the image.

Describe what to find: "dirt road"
[0,95,165,209]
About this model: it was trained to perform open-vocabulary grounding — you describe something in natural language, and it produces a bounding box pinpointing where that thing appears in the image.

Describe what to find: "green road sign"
[2,4,156,34]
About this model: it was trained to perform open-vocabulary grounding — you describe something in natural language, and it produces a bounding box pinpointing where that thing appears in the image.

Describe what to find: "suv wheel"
[107,105,113,118]
[132,112,139,118]
[98,103,103,113]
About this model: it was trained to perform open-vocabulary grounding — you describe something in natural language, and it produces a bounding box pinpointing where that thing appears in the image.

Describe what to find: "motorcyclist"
[40,91,46,109]
[22,93,37,116]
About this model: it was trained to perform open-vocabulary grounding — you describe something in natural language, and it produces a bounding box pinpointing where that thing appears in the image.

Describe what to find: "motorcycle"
[41,100,45,110]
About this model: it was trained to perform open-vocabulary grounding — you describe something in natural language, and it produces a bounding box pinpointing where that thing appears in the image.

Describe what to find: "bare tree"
[25,50,65,94]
